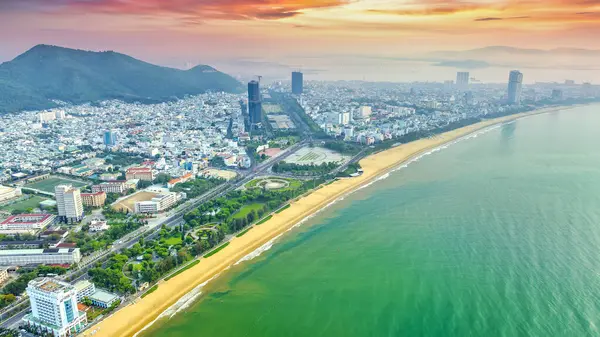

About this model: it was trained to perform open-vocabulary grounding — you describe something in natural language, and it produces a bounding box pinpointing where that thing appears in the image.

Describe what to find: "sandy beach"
[87,105,570,337]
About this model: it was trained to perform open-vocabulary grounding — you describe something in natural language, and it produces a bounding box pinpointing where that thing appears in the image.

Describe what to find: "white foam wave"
[235,234,281,265]
[132,273,222,337]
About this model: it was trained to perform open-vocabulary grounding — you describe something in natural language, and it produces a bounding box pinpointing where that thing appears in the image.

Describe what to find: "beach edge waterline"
[88,105,574,337]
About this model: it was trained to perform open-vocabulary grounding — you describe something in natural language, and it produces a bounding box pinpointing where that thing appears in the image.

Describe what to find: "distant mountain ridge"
[429,45,600,59]
[0,44,243,114]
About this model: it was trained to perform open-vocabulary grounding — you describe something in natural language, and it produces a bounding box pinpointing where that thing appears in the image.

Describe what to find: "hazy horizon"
[1,0,599,83]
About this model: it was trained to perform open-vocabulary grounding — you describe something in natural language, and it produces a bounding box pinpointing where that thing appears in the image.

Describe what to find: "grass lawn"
[25,177,88,193]
[165,260,200,281]
[85,307,105,321]
[255,215,272,225]
[245,177,302,190]
[203,242,230,258]
[164,236,182,246]
[141,285,158,298]
[0,196,49,212]
[236,228,252,237]
[275,204,290,213]
[232,203,264,220]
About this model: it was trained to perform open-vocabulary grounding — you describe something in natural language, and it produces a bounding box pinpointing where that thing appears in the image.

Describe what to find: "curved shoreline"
[89,105,574,337]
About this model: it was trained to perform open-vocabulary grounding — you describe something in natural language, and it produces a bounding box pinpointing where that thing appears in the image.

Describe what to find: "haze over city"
[2,0,600,82]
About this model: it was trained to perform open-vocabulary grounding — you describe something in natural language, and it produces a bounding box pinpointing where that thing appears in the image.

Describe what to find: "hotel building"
[23,278,87,337]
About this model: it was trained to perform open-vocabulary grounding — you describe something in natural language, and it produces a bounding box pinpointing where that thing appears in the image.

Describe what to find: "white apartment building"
[337,112,350,125]
[24,278,88,337]
[0,248,81,266]
[359,106,372,118]
[55,185,84,223]
[134,192,184,214]
[0,185,21,202]
[39,111,56,123]
[74,280,96,302]
[54,110,66,119]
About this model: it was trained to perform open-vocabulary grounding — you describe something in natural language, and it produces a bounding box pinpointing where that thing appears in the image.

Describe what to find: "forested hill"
[0,44,243,113]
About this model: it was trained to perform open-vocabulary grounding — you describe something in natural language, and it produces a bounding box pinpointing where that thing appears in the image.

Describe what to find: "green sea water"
[142,105,600,337]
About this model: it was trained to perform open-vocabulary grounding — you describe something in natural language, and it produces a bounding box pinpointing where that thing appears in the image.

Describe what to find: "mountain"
[424,46,600,71]
[0,45,243,113]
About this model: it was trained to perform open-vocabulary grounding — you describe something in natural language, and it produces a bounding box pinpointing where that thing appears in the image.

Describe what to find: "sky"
[1,0,599,81]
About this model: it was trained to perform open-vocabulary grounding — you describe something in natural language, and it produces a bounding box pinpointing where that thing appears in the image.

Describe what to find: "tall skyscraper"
[456,72,470,90]
[292,71,303,95]
[507,70,523,105]
[103,129,117,146]
[248,80,262,126]
[23,278,88,337]
[55,185,84,223]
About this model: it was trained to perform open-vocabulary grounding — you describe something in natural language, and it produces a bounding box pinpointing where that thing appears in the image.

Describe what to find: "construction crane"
[257,75,262,83]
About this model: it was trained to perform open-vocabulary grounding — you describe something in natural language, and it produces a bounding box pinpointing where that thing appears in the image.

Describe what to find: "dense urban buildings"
[456,72,470,91]
[55,184,84,223]
[507,70,524,104]
[24,278,88,337]
[292,71,304,95]
[248,80,262,126]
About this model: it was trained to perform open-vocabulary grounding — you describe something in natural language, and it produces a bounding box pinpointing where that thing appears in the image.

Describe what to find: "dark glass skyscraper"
[507,70,523,105]
[248,80,262,126]
[103,129,116,146]
[292,71,303,95]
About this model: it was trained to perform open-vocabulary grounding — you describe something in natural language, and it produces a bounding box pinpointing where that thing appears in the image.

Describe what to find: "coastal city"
[0,69,599,337]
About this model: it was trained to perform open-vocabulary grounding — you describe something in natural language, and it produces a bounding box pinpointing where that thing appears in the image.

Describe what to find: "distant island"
[0,44,243,114]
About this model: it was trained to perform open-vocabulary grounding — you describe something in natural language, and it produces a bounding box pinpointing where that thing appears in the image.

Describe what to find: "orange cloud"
[0,0,351,21]
[50,0,351,20]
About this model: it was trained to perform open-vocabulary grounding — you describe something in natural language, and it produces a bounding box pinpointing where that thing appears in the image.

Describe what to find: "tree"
[82,297,93,306]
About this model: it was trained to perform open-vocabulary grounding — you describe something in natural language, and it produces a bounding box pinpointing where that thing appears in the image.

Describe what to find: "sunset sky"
[1,0,599,81]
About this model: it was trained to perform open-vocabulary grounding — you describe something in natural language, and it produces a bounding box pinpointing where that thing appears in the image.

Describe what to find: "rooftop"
[1,214,53,225]
[74,280,93,292]
[30,277,73,294]
[90,288,119,304]
[0,248,78,256]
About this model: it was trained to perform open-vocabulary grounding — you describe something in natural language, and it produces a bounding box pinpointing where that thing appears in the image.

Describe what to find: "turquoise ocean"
[142,105,600,337]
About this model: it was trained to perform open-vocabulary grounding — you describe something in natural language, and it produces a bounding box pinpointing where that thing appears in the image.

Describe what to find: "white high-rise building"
[54,110,66,119]
[39,111,56,123]
[55,185,84,223]
[359,106,372,118]
[337,112,350,125]
[23,278,87,337]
